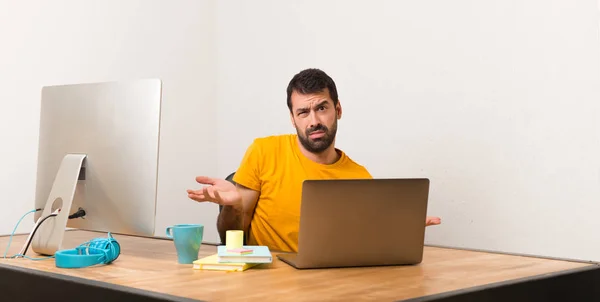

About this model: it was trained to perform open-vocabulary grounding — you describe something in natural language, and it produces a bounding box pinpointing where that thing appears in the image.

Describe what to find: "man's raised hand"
[187,176,242,207]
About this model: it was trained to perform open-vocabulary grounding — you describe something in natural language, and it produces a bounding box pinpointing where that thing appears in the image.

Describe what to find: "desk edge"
[0,262,205,302]
[425,243,599,264]
[398,263,600,302]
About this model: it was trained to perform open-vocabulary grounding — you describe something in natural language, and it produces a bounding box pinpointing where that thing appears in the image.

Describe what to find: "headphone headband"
[54,233,120,269]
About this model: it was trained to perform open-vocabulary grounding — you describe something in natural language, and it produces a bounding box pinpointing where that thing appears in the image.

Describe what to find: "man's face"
[290,88,341,154]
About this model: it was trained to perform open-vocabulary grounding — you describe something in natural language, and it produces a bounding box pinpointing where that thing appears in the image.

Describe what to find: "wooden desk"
[0,230,598,301]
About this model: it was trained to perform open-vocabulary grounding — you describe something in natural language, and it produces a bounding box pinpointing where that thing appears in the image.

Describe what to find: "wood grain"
[0,230,593,301]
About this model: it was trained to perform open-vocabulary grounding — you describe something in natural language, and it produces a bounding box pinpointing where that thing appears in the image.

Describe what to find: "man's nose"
[307,111,320,128]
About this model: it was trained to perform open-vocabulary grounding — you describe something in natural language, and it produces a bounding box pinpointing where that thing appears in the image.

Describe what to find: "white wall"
[3,0,600,262]
[0,0,221,243]
[216,0,600,262]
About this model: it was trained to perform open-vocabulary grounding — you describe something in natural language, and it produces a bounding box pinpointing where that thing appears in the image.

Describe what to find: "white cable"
[16,209,60,258]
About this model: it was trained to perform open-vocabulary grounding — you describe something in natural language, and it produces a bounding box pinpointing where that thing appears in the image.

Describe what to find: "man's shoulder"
[249,134,296,151]
[252,133,295,144]
[339,152,373,178]
[235,134,294,190]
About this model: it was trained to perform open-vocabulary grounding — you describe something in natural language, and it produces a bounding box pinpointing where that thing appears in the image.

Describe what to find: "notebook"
[192,253,259,272]
[217,245,272,263]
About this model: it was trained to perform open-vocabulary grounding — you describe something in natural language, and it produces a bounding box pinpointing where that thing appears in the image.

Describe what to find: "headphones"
[54,233,121,269]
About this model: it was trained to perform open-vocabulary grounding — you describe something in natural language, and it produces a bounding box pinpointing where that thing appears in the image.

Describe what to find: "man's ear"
[290,112,296,128]
[336,100,343,119]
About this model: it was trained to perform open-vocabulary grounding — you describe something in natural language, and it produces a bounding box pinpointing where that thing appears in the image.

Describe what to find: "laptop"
[277,178,430,269]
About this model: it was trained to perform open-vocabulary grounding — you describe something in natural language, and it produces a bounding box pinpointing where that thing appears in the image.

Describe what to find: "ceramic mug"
[166,224,204,264]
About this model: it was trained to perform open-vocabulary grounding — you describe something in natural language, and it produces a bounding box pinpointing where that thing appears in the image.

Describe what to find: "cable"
[19,211,59,257]
[15,208,60,258]
[4,207,85,260]
[2,209,39,259]
[12,254,54,261]
[68,207,86,219]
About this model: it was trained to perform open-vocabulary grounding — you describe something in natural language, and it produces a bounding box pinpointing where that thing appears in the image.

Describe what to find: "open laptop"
[277,178,430,269]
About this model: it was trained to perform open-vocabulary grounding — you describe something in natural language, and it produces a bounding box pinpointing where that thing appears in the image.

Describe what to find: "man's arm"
[217,184,259,244]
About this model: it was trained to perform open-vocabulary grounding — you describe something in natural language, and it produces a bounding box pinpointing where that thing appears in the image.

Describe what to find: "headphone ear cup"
[106,239,120,263]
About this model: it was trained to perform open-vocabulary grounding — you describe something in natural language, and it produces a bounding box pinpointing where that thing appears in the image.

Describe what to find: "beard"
[296,120,338,154]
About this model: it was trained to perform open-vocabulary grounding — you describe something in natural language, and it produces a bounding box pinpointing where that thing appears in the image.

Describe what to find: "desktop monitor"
[31,79,162,255]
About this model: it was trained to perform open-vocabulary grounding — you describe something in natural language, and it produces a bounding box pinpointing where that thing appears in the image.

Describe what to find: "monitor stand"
[30,154,87,256]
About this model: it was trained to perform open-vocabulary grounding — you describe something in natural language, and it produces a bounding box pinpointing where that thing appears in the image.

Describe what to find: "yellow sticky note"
[226,230,243,250]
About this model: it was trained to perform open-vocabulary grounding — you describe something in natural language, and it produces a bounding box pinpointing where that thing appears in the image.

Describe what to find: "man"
[187,68,441,252]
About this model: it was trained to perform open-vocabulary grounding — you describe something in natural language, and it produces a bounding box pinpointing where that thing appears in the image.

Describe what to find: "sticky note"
[227,248,253,255]
[226,230,243,250]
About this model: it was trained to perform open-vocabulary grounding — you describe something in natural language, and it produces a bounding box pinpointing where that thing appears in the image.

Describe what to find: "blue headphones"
[54,233,121,268]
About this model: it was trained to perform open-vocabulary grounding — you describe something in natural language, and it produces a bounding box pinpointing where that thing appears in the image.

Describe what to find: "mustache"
[306,124,328,135]
[306,124,329,137]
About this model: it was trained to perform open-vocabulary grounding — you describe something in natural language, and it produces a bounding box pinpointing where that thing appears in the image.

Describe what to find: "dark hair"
[286,68,339,112]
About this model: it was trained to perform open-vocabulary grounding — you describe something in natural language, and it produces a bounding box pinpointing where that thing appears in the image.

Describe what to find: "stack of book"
[192,245,272,272]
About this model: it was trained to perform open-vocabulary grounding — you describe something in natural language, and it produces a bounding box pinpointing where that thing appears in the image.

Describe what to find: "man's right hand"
[187,176,242,208]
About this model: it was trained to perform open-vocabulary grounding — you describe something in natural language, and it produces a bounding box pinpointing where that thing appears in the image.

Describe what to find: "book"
[192,253,259,272]
[217,245,272,263]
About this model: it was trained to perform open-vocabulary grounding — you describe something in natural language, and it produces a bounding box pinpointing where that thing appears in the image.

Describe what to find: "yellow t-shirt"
[232,134,372,252]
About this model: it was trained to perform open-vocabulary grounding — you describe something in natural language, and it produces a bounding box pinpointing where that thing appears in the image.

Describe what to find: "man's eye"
[318,106,325,111]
